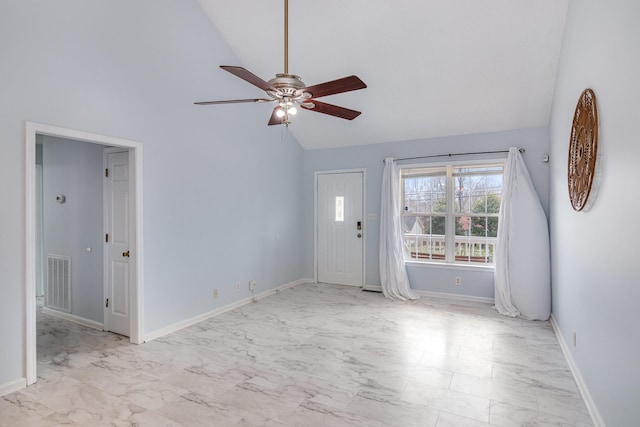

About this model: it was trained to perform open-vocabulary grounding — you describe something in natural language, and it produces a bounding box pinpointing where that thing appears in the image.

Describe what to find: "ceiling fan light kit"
[195,0,366,126]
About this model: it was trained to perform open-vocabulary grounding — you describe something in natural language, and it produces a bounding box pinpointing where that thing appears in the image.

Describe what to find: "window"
[401,161,504,265]
[335,196,345,222]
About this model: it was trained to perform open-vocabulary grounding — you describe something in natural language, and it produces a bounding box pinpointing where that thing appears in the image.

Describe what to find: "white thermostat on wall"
[55,194,66,204]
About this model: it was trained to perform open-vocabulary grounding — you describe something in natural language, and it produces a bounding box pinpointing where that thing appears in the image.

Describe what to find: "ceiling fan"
[195,0,367,126]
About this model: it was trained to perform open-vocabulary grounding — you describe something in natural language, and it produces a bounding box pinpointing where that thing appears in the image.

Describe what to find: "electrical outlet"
[213,289,219,299]
[573,332,577,347]
[249,280,256,291]
[455,277,462,286]
[235,283,240,291]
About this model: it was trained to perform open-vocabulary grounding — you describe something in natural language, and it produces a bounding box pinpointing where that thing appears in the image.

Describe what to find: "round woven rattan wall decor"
[568,88,599,211]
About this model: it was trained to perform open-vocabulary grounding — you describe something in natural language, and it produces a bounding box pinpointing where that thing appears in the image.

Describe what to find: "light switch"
[367,213,377,221]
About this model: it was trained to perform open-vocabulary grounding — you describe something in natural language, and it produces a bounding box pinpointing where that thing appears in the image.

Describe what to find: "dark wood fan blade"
[194,98,272,105]
[298,75,366,99]
[300,100,361,120]
[220,65,276,93]
[268,107,285,126]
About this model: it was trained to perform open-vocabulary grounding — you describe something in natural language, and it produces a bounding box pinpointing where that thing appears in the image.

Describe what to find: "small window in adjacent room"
[401,161,504,266]
[335,196,344,222]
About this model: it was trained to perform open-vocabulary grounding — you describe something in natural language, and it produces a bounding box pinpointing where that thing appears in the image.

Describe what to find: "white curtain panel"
[379,158,420,300]
[494,148,551,320]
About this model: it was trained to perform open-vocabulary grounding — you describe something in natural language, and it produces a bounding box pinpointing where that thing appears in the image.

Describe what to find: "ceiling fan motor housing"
[268,74,310,100]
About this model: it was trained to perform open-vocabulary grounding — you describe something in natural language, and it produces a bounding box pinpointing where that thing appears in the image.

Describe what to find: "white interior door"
[317,172,364,286]
[104,149,130,336]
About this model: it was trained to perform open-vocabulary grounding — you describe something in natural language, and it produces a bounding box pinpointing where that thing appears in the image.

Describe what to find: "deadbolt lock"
[357,221,362,230]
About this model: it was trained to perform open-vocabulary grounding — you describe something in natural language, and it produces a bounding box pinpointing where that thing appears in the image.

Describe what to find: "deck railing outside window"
[403,234,497,264]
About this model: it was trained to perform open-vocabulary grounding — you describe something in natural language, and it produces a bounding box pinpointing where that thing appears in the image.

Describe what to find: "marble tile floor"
[1,283,593,426]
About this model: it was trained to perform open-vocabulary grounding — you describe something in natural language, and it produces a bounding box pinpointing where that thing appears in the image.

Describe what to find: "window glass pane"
[454,173,503,214]
[455,215,497,264]
[433,194,446,213]
[454,240,494,263]
[431,216,445,236]
[455,216,470,236]
[403,167,447,177]
[335,196,344,222]
[487,217,498,238]
[403,234,447,261]
[468,216,499,238]
[402,215,446,261]
[453,165,504,175]
[402,163,502,265]
[416,216,429,234]
[403,215,446,235]
[471,216,487,237]
[403,175,446,213]
[403,216,417,234]
[454,241,470,261]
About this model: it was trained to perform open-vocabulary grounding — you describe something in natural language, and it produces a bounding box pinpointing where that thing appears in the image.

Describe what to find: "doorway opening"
[25,122,144,386]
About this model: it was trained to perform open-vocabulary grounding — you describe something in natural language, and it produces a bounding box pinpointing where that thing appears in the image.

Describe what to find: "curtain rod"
[385,148,525,163]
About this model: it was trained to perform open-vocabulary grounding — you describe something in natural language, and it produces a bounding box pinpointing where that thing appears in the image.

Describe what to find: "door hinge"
[105,298,109,308]
[105,168,109,177]
[105,233,109,243]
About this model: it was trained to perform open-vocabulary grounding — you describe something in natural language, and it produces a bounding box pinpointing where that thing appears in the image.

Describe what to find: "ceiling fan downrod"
[284,0,289,74]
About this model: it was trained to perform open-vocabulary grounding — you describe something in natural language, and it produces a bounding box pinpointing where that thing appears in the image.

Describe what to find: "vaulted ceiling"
[197,0,569,150]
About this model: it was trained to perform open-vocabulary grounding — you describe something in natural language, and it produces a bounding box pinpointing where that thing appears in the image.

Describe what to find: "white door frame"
[314,169,366,286]
[35,164,45,297]
[24,121,145,385]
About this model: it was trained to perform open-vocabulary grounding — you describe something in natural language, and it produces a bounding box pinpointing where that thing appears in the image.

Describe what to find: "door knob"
[122,250,130,257]
[357,233,362,238]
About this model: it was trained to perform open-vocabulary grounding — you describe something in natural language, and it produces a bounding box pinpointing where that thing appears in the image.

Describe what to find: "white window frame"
[400,158,505,268]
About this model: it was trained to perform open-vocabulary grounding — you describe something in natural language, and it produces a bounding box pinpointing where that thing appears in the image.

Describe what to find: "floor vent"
[46,254,71,313]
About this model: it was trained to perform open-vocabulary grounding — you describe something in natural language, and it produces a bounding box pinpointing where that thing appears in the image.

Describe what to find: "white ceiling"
[197,0,568,150]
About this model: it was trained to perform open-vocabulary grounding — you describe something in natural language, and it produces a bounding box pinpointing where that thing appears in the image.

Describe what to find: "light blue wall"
[0,0,303,388]
[303,128,550,298]
[42,137,105,323]
[549,0,640,424]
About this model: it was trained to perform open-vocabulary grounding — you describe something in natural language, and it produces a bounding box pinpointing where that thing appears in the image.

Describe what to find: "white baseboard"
[144,278,310,342]
[41,308,104,331]
[550,314,605,427]
[416,290,494,305]
[0,378,26,397]
[363,285,494,305]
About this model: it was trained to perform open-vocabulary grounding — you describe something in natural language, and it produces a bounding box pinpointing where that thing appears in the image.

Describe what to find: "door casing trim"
[24,121,144,386]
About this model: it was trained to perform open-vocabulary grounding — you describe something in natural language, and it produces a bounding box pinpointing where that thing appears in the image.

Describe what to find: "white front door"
[104,149,131,336]
[316,172,364,286]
